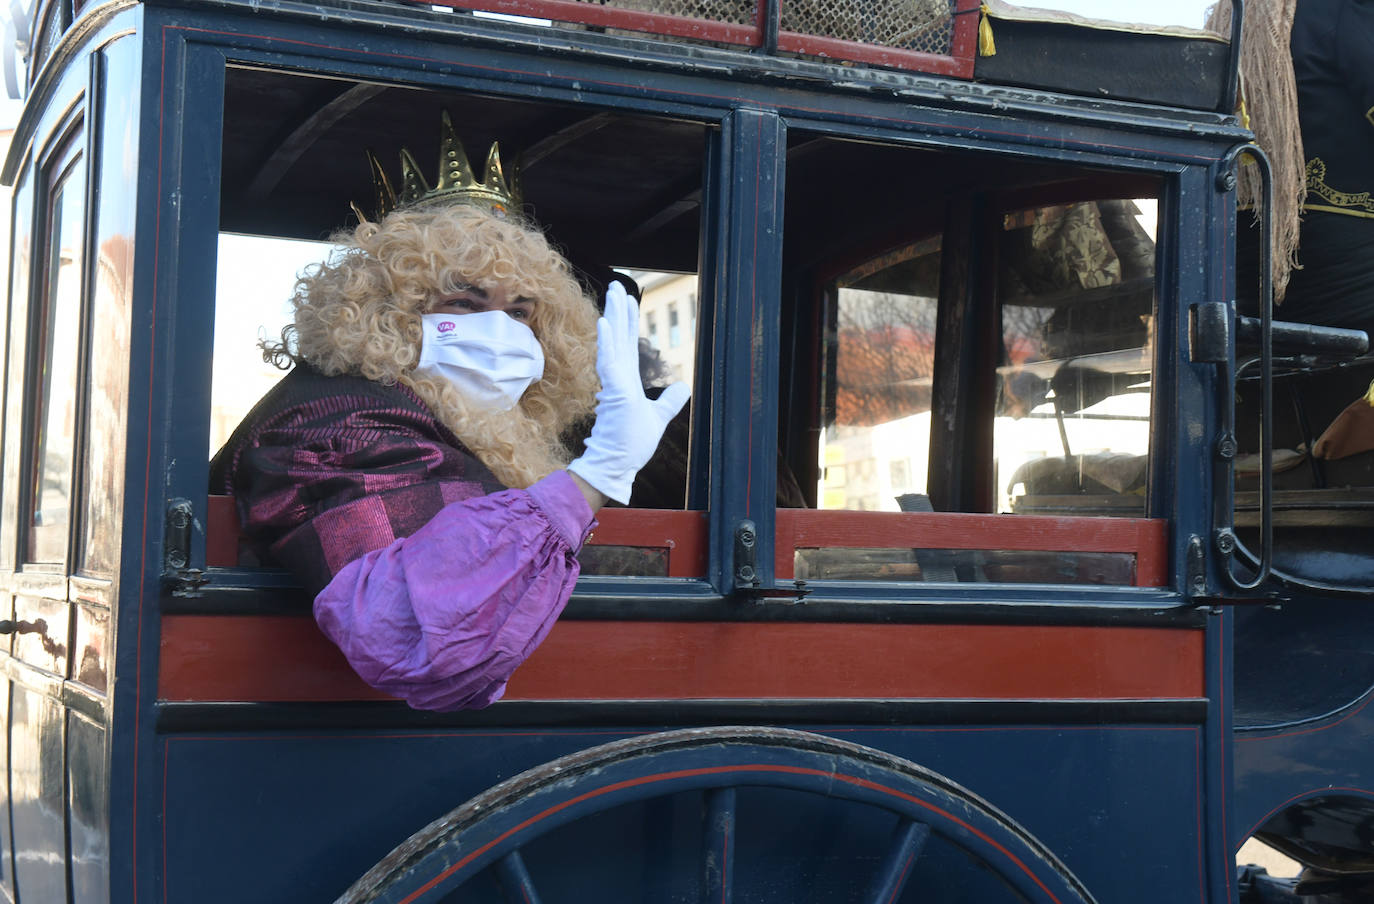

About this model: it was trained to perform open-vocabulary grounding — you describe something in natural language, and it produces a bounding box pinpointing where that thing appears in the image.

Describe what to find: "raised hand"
[567,282,691,504]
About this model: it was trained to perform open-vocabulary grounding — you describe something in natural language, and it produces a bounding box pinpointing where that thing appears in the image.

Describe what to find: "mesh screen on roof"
[780,0,956,55]
[576,0,758,26]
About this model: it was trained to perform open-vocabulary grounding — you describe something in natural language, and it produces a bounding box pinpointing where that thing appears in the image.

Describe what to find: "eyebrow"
[447,286,535,307]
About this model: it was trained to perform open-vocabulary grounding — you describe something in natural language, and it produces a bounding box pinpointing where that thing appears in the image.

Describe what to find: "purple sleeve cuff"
[526,469,597,549]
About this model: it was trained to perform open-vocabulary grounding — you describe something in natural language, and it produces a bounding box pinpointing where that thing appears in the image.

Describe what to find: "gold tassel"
[1239,95,1251,131]
[1364,379,1374,406]
[979,4,996,56]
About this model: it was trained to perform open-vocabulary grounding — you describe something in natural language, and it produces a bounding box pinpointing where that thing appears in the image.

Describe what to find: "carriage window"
[25,142,86,566]
[780,131,1163,587]
[210,71,710,577]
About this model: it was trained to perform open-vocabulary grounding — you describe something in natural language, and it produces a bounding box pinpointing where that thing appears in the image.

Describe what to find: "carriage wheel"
[337,726,1096,904]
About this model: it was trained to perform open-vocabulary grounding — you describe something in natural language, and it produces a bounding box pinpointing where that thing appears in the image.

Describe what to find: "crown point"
[354,110,521,219]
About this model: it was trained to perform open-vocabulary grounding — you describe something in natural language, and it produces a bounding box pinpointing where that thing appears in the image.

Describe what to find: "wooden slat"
[588,509,707,578]
[159,615,1204,703]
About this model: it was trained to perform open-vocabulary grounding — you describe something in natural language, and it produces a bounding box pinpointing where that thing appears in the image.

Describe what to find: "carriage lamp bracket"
[164,498,209,597]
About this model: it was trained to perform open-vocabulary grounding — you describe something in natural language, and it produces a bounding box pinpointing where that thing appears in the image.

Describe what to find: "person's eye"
[436,296,475,312]
[509,308,531,321]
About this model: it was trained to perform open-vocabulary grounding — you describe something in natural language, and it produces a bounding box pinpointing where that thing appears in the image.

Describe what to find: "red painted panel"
[205,496,707,575]
[589,509,708,577]
[159,615,1203,703]
[160,615,392,703]
[206,494,240,569]
[209,497,1162,586]
[418,0,981,79]
[775,509,1169,586]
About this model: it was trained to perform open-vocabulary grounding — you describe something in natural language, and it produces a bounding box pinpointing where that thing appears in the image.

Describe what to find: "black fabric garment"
[1277,0,1374,334]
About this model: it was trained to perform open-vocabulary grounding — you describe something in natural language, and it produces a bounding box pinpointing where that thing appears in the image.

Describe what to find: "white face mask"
[414,310,545,410]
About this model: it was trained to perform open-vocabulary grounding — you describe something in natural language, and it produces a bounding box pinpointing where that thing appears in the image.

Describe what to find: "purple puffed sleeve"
[312,470,596,711]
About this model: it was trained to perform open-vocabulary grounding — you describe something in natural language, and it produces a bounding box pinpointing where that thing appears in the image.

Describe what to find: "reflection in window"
[995,200,1155,516]
[632,271,697,386]
[819,238,940,512]
[795,546,1137,585]
[27,157,86,564]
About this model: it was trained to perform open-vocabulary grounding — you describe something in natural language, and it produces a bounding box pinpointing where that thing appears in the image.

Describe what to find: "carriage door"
[0,33,132,897]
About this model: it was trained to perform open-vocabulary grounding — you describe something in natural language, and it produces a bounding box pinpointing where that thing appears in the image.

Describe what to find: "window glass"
[818,239,939,512]
[2,173,35,572]
[26,152,86,565]
[780,130,1163,587]
[79,38,140,577]
[995,199,1155,516]
[633,271,696,386]
[209,234,323,456]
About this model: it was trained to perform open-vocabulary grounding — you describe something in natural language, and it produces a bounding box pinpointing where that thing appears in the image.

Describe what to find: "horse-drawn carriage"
[2,0,1373,900]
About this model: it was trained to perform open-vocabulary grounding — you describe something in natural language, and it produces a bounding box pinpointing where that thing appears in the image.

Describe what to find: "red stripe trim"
[159,616,1202,702]
[431,0,763,46]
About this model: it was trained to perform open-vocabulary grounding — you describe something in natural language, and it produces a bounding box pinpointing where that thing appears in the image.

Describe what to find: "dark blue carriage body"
[1,0,1372,902]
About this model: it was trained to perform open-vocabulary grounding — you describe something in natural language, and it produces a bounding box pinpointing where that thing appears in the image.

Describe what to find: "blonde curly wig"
[267,204,601,488]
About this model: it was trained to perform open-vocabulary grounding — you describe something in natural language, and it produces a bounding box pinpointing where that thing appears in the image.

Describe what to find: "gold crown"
[352,111,522,222]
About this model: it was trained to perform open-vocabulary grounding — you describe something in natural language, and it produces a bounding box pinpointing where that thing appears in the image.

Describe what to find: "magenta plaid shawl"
[209,366,506,595]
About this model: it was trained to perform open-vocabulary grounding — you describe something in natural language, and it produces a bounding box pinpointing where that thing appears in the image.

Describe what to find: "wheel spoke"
[863,819,930,904]
[702,786,737,904]
[494,850,543,904]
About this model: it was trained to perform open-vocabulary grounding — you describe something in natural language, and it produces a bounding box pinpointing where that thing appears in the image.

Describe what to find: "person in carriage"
[209,112,689,711]
[1213,0,1374,468]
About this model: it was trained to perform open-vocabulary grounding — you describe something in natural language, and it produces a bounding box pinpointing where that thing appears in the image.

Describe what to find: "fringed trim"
[979,4,996,56]
[1206,0,1304,303]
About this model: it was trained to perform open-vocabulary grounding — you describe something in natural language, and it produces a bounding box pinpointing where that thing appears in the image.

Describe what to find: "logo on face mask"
[414,310,545,410]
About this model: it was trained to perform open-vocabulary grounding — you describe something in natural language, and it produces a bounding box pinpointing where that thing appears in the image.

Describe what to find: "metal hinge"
[734,520,760,593]
[164,498,209,597]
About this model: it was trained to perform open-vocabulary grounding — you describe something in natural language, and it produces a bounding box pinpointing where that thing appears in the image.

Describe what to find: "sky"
[0,0,1221,130]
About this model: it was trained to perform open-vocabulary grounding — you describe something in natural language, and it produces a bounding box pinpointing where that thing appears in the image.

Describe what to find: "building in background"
[632,269,696,385]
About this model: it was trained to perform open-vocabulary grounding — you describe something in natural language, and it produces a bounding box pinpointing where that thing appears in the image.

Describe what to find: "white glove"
[568,282,691,504]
